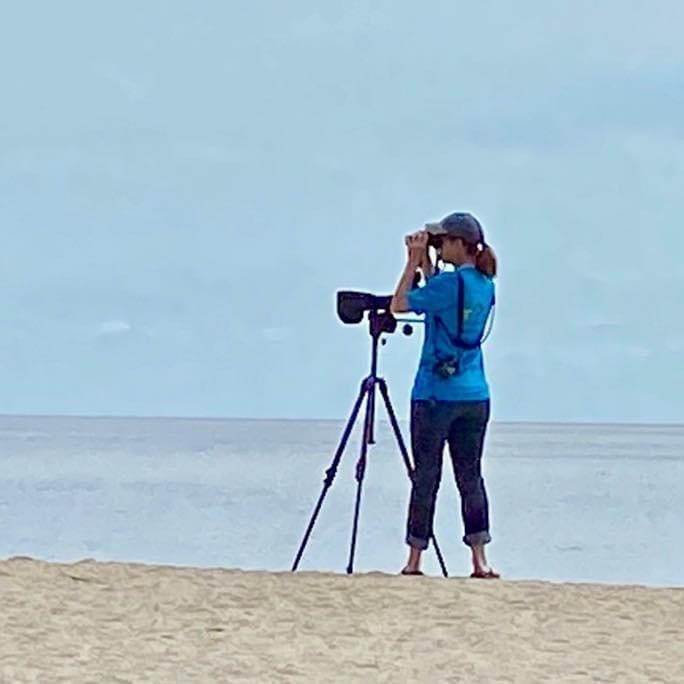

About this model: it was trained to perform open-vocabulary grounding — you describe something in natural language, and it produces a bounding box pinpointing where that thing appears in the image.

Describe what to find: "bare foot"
[470,544,499,578]
[401,547,423,576]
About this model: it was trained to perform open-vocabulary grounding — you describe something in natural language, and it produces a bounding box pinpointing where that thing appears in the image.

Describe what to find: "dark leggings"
[406,399,491,550]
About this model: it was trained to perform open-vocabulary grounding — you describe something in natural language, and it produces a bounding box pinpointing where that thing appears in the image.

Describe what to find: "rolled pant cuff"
[463,531,491,547]
[406,534,429,551]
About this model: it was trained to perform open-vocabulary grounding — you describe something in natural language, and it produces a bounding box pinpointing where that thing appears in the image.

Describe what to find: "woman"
[390,211,499,579]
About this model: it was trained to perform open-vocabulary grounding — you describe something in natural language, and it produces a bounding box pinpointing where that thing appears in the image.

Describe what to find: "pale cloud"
[96,321,132,337]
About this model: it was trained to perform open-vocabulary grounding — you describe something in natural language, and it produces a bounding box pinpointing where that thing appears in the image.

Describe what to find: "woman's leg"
[447,400,498,577]
[403,400,452,574]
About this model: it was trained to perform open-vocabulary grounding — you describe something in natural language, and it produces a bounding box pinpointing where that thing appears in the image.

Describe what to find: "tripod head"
[336,290,418,340]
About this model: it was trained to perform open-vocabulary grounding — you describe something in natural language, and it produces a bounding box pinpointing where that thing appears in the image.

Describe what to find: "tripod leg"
[291,377,370,572]
[346,378,376,574]
[377,379,449,579]
[367,381,377,445]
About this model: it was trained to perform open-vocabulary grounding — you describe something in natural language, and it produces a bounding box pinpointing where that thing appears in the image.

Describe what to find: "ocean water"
[0,414,682,588]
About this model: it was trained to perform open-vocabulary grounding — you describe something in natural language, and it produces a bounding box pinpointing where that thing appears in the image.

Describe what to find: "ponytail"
[476,244,497,278]
[464,240,498,278]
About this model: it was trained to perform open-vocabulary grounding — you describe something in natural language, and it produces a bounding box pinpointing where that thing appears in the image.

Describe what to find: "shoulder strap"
[435,271,495,351]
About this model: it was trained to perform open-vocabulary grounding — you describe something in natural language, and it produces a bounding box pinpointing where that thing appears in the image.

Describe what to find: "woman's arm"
[390,262,418,314]
[391,232,427,313]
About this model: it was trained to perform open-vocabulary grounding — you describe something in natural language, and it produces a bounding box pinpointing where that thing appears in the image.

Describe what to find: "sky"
[1,1,683,423]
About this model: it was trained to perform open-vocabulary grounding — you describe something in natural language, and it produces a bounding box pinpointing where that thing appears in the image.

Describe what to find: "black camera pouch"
[433,357,461,379]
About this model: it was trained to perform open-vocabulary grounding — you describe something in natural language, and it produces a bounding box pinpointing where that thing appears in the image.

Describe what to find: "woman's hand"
[405,231,428,267]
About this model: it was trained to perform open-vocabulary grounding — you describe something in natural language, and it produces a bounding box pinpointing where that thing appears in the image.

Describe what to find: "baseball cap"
[425,212,485,245]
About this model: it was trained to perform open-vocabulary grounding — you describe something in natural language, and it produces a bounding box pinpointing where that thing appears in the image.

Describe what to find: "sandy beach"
[0,557,682,683]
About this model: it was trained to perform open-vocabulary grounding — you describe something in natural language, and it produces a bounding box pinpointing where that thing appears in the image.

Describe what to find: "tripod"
[291,308,449,577]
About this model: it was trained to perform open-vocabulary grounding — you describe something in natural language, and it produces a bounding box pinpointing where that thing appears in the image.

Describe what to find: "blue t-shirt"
[406,264,494,402]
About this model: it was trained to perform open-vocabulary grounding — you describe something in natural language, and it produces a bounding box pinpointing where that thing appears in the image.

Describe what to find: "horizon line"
[0,412,683,429]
